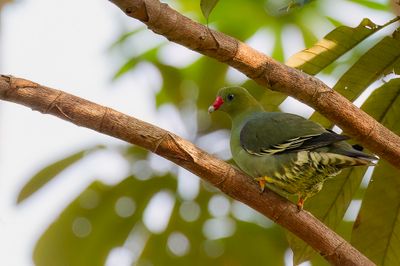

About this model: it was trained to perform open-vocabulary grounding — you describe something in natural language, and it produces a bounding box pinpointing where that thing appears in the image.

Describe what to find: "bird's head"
[208,86,262,116]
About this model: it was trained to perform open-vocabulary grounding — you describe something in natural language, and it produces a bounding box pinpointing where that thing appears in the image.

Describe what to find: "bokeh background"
[0,0,397,265]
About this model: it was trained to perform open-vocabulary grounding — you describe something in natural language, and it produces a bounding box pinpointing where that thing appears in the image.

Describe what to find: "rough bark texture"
[108,0,400,170]
[0,75,374,265]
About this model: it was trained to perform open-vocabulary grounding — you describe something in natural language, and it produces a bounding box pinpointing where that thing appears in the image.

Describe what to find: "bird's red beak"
[208,96,224,113]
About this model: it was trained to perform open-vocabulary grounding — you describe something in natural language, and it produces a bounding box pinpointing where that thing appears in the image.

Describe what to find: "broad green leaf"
[350,79,400,265]
[287,166,367,264]
[310,26,400,128]
[17,146,103,204]
[361,78,400,124]
[332,28,400,102]
[200,0,219,20]
[34,175,177,266]
[351,161,400,266]
[286,18,399,75]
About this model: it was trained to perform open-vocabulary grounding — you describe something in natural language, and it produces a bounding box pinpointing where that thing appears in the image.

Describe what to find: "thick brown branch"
[108,0,400,169]
[0,75,374,265]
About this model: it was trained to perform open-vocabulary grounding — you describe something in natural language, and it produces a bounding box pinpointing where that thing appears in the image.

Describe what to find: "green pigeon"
[208,86,376,210]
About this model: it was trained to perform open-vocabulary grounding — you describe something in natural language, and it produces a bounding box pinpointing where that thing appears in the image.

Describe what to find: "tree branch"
[0,75,374,265]
[108,0,400,169]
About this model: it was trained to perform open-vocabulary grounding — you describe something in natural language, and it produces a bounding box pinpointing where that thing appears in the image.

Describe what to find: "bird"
[208,86,377,210]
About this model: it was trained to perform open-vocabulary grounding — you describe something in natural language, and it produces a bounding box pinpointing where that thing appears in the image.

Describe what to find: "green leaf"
[272,25,285,62]
[112,45,161,80]
[325,16,344,28]
[347,0,389,11]
[34,174,177,266]
[361,78,400,125]
[310,62,400,131]
[154,56,228,110]
[242,79,287,112]
[200,0,219,20]
[309,25,400,128]
[350,79,400,265]
[17,146,103,204]
[108,27,145,51]
[351,161,400,265]
[195,63,228,109]
[333,28,400,102]
[286,18,399,75]
[123,145,149,160]
[155,62,186,107]
[287,166,367,264]
[298,22,318,48]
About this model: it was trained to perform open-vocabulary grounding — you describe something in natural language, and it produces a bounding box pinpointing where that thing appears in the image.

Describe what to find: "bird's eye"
[227,94,235,101]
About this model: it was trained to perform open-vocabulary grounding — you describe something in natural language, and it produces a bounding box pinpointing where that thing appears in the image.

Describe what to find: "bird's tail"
[330,142,378,166]
[326,152,377,168]
[340,148,378,164]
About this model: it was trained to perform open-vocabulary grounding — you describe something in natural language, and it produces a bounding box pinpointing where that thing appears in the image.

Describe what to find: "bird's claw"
[296,197,305,211]
[255,177,266,193]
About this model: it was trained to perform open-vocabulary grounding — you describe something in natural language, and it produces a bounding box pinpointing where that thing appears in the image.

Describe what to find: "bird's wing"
[239,112,349,155]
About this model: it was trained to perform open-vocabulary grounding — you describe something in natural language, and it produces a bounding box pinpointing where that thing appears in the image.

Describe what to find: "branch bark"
[108,0,400,169]
[0,75,374,265]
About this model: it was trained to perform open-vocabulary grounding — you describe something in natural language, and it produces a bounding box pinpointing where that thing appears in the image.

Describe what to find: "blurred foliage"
[16,0,400,265]
[32,149,288,266]
[35,175,177,266]
[351,79,400,265]
[17,146,105,203]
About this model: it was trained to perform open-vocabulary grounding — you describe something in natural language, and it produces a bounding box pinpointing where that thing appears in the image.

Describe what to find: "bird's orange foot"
[254,177,266,193]
[296,197,305,211]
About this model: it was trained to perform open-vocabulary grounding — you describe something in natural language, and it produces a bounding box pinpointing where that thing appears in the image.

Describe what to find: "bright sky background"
[0,0,396,265]
[0,1,163,265]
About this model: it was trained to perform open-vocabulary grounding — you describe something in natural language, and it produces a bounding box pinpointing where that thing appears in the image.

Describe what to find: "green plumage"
[209,87,376,209]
